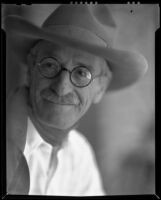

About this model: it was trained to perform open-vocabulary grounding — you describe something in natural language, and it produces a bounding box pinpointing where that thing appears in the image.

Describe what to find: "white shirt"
[24,119,106,196]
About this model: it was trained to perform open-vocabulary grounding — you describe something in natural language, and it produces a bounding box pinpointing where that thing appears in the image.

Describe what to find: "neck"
[28,108,79,150]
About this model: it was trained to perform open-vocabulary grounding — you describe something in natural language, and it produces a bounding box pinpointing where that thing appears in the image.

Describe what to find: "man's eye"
[78,70,86,76]
[43,62,55,68]
[79,70,91,78]
[74,67,92,80]
[41,58,58,68]
[38,58,60,77]
[41,61,58,74]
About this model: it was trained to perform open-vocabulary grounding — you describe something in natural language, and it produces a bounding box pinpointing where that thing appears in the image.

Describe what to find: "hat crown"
[42,4,117,47]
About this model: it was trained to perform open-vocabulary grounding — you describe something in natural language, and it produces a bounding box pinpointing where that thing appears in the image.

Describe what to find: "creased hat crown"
[42,4,117,47]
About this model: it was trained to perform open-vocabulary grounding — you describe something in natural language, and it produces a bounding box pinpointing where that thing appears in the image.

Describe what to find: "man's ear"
[92,76,111,104]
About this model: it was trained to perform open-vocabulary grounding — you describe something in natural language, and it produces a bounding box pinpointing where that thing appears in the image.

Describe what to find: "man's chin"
[33,101,80,130]
[36,115,76,130]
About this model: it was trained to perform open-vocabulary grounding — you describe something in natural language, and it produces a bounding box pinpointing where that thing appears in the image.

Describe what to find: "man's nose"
[50,70,73,96]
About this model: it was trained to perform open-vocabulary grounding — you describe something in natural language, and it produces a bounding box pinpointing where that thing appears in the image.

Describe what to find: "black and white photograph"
[2,3,158,197]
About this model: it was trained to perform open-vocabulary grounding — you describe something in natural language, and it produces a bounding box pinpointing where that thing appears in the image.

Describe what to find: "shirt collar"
[25,117,45,153]
[24,118,72,156]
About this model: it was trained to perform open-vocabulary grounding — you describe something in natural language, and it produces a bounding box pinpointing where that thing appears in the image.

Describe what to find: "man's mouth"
[44,97,74,105]
[41,89,79,105]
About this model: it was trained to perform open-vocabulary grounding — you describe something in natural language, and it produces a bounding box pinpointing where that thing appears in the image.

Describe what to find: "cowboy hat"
[3,4,148,91]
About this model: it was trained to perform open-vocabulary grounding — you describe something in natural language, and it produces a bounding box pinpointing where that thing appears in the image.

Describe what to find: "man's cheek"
[32,80,49,102]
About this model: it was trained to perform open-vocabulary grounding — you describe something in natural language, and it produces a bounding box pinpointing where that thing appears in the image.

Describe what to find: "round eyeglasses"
[36,57,102,88]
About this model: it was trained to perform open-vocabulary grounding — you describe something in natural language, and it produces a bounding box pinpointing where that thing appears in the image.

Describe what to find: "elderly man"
[5,4,148,196]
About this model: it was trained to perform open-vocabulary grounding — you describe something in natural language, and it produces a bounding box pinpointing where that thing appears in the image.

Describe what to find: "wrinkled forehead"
[30,40,107,73]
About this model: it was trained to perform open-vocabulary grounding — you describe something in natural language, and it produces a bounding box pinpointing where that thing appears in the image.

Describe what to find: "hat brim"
[4,15,148,91]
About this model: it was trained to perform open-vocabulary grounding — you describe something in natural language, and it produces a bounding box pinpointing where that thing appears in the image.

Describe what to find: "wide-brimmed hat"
[4,4,148,91]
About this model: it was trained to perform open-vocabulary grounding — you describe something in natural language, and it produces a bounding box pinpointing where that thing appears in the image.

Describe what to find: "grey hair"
[28,40,44,61]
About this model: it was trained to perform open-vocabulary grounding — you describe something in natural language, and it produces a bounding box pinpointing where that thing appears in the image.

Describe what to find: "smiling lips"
[41,89,79,105]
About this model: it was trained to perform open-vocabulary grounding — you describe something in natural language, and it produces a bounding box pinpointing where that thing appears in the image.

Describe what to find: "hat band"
[42,25,108,48]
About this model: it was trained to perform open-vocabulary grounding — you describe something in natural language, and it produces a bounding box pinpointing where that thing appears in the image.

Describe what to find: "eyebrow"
[73,53,103,74]
[75,62,95,74]
[37,52,60,63]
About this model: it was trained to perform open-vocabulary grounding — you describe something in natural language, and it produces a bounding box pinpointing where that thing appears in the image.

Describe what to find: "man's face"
[28,41,109,130]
